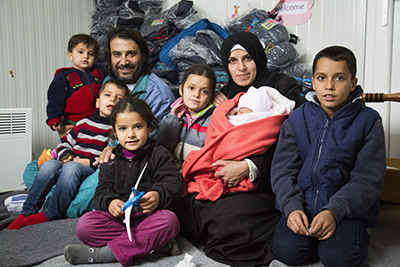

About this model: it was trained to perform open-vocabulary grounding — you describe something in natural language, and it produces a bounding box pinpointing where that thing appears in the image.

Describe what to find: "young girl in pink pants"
[64,97,184,266]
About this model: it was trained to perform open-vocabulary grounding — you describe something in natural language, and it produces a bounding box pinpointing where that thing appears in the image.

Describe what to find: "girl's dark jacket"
[94,140,184,213]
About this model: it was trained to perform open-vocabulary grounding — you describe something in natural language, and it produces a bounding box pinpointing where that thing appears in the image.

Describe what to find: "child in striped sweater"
[8,79,129,230]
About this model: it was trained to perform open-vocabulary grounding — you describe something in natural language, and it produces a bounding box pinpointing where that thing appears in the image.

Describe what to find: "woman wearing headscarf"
[174,32,304,267]
[215,31,303,104]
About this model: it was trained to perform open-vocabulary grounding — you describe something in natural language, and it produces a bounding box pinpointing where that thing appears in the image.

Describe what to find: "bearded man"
[104,27,175,121]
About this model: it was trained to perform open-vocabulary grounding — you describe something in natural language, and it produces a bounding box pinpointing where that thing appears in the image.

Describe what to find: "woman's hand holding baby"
[213,159,249,187]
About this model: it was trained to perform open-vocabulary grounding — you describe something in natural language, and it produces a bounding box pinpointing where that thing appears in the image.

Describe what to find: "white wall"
[389,0,400,158]
[0,0,96,159]
[1,0,398,160]
[364,0,400,158]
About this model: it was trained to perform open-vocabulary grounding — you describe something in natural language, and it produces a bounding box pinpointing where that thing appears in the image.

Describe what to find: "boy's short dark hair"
[68,34,100,60]
[312,46,357,80]
[100,79,130,97]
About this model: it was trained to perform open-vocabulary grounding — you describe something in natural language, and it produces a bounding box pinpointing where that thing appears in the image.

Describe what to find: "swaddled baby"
[228,86,295,126]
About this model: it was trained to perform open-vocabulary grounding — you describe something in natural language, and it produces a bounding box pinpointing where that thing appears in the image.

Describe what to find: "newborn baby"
[228,86,295,126]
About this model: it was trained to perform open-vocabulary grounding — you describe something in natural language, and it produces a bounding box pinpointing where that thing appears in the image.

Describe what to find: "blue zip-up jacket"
[271,86,386,227]
[104,73,175,122]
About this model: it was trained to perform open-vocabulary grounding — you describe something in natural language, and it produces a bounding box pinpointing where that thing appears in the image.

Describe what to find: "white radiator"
[0,108,32,193]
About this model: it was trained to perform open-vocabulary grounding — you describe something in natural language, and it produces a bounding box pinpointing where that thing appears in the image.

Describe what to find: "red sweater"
[46,66,103,128]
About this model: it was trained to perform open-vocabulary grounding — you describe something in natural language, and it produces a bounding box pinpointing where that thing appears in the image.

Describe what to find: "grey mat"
[0,189,81,267]
[0,218,81,267]
[36,235,230,267]
[0,190,228,267]
[1,190,400,267]
[0,190,25,231]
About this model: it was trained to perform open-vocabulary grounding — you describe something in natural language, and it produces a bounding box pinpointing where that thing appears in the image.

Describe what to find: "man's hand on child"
[109,199,125,218]
[139,191,159,213]
[93,146,115,166]
[309,210,337,240]
[287,210,310,236]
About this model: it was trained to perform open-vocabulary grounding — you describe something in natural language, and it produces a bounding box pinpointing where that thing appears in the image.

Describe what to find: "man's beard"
[112,63,142,84]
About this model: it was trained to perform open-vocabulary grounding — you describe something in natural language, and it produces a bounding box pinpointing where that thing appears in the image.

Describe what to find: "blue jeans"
[271,215,370,267]
[22,160,94,220]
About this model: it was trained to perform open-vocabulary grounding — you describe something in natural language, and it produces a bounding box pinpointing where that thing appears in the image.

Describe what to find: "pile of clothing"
[90,0,311,92]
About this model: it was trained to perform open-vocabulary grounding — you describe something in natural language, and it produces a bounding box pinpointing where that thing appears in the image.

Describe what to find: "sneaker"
[4,194,28,213]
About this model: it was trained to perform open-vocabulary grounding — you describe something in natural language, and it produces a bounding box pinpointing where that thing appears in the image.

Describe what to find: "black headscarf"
[220,32,304,106]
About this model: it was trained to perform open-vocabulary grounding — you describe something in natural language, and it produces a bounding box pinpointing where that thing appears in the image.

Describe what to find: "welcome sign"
[270,0,314,26]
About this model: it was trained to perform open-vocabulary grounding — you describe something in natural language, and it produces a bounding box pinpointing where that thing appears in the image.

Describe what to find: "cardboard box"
[381,158,400,204]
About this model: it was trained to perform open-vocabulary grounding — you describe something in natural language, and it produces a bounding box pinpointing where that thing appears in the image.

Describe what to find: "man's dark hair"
[104,27,152,78]
[68,34,100,60]
[313,46,357,80]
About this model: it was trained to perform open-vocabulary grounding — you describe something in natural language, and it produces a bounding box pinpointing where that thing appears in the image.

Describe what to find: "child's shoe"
[4,194,27,213]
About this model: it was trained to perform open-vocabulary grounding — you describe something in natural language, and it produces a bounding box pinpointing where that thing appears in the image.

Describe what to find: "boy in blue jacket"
[270,46,386,267]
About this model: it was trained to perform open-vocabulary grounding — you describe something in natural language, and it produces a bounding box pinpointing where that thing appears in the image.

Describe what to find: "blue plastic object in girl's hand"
[120,188,144,211]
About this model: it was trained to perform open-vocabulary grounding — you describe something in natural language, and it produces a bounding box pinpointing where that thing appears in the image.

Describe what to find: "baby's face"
[68,43,96,71]
[237,107,253,115]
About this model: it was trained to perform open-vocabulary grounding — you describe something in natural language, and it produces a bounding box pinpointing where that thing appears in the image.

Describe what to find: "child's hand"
[51,123,61,131]
[213,91,228,106]
[171,98,186,118]
[58,124,74,138]
[60,154,74,165]
[109,199,125,218]
[139,191,159,213]
[287,210,310,236]
[72,157,90,167]
[309,210,337,240]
